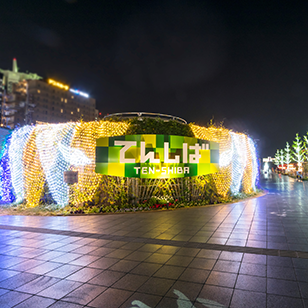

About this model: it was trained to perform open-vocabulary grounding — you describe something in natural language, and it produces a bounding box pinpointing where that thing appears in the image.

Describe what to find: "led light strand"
[23,126,45,207]
[8,126,34,203]
[1,120,258,206]
[190,124,233,197]
[248,137,258,191]
[36,123,76,206]
[0,134,15,203]
[242,135,253,194]
[230,132,247,194]
[70,120,129,205]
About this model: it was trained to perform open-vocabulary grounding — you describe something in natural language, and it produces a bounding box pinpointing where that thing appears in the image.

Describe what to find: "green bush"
[124,117,194,137]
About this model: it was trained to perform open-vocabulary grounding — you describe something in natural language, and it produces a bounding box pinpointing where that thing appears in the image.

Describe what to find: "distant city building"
[0,59,97,128]
[0,58,42,93]
[27,79,97,125]
[0,59,42,126]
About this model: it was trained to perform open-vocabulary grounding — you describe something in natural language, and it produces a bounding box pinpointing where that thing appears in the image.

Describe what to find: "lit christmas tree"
[274,149,280,166]
[303,133,308,161]
[292,133,305,171]
[284,142,291,170]
[280,149,285,170]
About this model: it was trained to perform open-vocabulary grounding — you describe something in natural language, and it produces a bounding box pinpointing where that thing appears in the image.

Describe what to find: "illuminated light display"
[284,142,291,170]
[36,123,76,206]
[230,133,247,194]
[59,143,91,166]
[248,138,258,191]
[69,121,129,206]
[190,124,233,197]
[9,126,34,203]
[191,124,257,196]
[48,79,69,90]
[95,135,219,179]
[242,135,254,194]
[0,120,257,207]
[69,89,89,98]
[0,135,15,203]
[23,126,46,207]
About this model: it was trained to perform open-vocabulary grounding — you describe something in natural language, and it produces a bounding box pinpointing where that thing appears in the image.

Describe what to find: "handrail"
[104,112,187,124]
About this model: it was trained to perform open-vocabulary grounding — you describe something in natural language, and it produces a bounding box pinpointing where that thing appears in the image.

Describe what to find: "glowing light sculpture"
[36,123,76,206]
[230,132,247,195]
[248,138,258,191]
[0,135,15,203]
[190,124,233,197]
[69,121,129,206]
[0,119,258,207]
[59,142,91,166]
[8,126,34,203]
[23,126,46,207]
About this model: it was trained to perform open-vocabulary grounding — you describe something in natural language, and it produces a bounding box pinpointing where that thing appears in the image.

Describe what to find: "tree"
[280,149,285,168]
[274,149,280,166]
[284,142,291,170]
[303,132,308,160]
[292,133,305,170]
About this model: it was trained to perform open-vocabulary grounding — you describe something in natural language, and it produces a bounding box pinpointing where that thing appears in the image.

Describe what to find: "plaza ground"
[0,173,308,307]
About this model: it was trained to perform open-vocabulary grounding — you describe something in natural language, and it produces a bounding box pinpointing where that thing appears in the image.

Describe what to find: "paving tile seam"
[1,224,308,260]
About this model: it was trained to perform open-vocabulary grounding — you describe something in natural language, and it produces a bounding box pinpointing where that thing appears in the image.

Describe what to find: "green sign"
[95,134,219,178]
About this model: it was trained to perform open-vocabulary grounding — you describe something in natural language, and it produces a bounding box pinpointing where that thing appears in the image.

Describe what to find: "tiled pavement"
[0,174,308,307]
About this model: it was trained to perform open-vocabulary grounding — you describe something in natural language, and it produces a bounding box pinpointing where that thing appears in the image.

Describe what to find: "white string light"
[248,137,258,191]
[8,126,34,203]
[36,123,76,206]
[1,121,258,206]
[230,132,247,194]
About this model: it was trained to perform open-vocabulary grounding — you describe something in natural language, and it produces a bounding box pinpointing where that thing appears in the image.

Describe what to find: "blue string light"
[0,134,15,203]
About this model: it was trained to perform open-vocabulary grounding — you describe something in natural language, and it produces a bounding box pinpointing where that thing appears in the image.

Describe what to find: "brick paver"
[0,174,308,307]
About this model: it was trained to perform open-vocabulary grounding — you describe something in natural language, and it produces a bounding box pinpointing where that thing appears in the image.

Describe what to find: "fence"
[96,175,218,206]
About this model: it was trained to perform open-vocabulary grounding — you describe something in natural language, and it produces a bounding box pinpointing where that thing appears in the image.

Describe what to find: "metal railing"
[104,112,187,124]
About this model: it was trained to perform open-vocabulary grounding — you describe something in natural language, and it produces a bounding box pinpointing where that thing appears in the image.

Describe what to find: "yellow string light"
[69,121,129,205]
[190,124,232,197]
[23,126,45,207]
[190,124,256,196]
[5,120,257,207]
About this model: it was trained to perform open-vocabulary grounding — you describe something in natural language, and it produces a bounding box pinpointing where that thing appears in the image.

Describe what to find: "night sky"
[1,0,308,157]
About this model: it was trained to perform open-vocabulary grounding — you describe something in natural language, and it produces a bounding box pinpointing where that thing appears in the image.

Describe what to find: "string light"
[36,123,76,206]
[190,124,233,197]
[230,132,247,194]
[8,126,34,203]
[248,138,258,192]
[23,125,45,207]
[69,121,129,206]
[0,120,257,207]
[0,135,15,203]
[191,124,258,196]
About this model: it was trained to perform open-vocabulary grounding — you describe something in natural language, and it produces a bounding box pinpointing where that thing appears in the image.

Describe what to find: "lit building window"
[71,96,74,99]
[61,109,63,113]
[61,98,63,102]
[71,111,73,115]
[64,99,67,103]
[37,90,40,93]
[77,108,80,112]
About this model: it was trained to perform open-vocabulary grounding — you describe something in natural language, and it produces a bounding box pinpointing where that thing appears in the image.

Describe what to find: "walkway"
[0,173,308,307]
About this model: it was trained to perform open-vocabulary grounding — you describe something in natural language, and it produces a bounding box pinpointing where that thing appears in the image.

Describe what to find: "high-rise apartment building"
[0,59,97,128]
